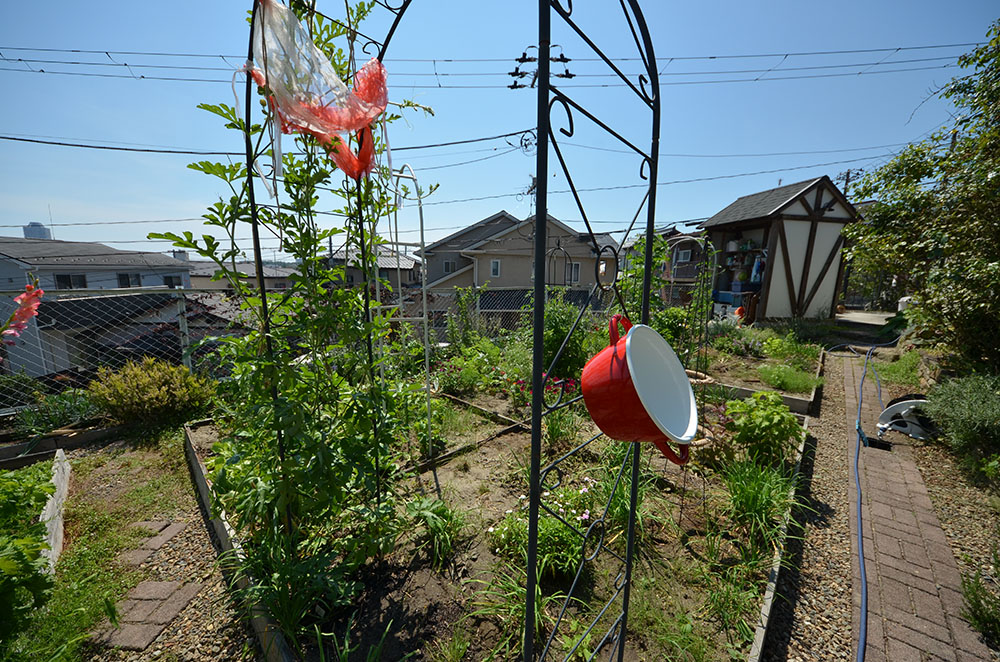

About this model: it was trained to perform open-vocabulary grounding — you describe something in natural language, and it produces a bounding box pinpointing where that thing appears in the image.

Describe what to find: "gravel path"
[65,440,262,662]
[762,354,855,661]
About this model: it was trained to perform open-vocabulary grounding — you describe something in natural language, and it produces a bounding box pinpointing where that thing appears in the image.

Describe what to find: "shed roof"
[701,178,823,228]
[36,292,176,330]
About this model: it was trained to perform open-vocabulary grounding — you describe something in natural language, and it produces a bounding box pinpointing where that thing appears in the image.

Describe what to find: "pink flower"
[2,281,44,348]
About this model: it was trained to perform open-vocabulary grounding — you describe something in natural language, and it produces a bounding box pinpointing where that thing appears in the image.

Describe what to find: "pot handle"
[609,314,632,345]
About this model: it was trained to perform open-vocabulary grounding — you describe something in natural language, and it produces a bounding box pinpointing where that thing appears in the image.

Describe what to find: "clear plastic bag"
[250,0,387,179]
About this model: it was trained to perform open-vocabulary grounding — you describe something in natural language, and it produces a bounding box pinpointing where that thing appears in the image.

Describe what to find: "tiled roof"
[329,247,420,270]
[188,261,297,278]
[35,293,176,330]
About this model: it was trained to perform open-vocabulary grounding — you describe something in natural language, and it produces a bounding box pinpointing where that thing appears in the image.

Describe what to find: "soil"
[706,348,821,398]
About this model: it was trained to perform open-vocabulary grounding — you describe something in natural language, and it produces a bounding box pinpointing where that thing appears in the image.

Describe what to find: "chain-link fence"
[0,288,252,411]
[0,284,628,411]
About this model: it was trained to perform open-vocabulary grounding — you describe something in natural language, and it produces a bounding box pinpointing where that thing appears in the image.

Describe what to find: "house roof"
[36,292,176,330]
[329,247,420,270]
[188,261,297,279]
[420,210,520,254]
[0,236,190,269]
[701,178,824,228]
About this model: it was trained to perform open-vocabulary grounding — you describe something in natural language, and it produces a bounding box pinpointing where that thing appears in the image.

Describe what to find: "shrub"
[15,389,96,437]
[434,358,481,396]
[542,294,591,379]
[87,357,215,429]
[757,364,822,394]
[923,374,1000,478]
[0,372,41,410]
[962,551,1000,646]
[0,461,55,647]
[726,391,804,468]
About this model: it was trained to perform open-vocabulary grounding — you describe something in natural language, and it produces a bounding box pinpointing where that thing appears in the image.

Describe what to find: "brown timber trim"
[797,220,819,313]
[803,234,845,315]
[776,220,798,316]
[814,186,824,216]
[758,221,779,318]
[830,234,850,317]
[777,214,852,222]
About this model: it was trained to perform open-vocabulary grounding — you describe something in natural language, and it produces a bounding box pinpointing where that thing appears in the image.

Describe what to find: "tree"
[844,21,1000,370]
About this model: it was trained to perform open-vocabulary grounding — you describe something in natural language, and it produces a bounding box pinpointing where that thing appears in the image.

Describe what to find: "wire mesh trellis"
[231,0,717,660]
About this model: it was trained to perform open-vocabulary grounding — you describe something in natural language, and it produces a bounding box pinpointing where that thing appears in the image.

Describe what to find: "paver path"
[845,357,991,661]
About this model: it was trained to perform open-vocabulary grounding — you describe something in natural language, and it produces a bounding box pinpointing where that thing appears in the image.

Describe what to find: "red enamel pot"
[581,315,698,464]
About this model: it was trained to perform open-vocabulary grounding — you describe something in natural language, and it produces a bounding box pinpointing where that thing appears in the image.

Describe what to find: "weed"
[557,616,597,661]
[470,564,568,659]
[962,566,1000,645]
[761,333,820,371]
[426,624,471,662]
[705,570,757,646]
[756,364,822,394]
[629,575,709,661]
[723,460,796,563]
[872,350,922,387]
[406,497,464,571]
[544,406,580,449]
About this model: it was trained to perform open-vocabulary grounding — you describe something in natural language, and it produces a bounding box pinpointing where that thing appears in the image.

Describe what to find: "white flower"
[519,494,527,500]
[488,527,495,533]
[542,491,550,497]
[505,509,513,514]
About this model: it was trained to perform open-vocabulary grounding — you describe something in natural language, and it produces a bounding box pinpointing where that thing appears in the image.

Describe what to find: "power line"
[0,53,959,78]
[0,41,980,62]
[0,129,533,155]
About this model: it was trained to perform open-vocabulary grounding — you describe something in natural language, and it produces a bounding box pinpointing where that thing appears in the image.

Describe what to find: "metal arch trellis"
[243,1,675,660]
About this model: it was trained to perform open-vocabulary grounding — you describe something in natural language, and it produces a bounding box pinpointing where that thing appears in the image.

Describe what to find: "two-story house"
[0,236,191,291]
[419,211,617,290]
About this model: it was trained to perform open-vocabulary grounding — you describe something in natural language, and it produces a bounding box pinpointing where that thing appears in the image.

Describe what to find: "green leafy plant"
[540,291,592,379]
[406,497,464,571]
[725,391,804,468]
[705,568,758,647]
[544,405,580,449]
[15,389,97,437]
[0,372,41,410]
[961,544,1000,646]
[425,624,471,662]
[87,357,214,430]
[0,461,55,650]
[756,363,822,394]
[924,374,1000,480]
[761,333,820,371]
[558,616,596,661]
[489,481,595,578]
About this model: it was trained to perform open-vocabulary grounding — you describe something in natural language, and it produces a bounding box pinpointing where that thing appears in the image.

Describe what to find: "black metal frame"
[245,1,673,659]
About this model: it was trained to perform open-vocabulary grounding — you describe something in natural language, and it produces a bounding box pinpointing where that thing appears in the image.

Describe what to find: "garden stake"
[244,0,293,541]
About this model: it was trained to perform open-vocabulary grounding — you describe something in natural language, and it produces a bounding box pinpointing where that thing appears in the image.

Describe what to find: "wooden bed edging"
[0,424,122,469]
[746,417,810,662]
[182,423,297,662]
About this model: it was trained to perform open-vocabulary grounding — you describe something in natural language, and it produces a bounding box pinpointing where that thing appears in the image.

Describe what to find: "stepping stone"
[101,623,167,651]
[132,521,169,535]
[116,598,159,623]
[129,580,181,601]
[146,582,203,624]
[117,548,155,566]
[140,522,186,551]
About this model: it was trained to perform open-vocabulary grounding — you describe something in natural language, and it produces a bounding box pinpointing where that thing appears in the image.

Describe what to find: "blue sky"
[0,1,996,261]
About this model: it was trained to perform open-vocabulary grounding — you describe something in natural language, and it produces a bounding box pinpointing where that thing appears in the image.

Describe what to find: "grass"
[722,460,797,564]
[962,570,1000,646]
[629,574,711,661]
[4,434,191,662]
[872,350,922,387]
[426,625,471,662]
[756,364,822,393]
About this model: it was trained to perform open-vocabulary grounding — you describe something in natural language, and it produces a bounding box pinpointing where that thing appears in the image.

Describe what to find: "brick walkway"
[95,521,201,651]
[844,356,991,661]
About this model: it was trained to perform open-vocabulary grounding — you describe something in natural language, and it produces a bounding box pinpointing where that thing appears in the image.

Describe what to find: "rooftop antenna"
[47,204,55,239]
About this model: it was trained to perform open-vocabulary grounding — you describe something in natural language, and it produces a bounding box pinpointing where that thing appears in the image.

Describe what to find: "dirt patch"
[186,421,220,461]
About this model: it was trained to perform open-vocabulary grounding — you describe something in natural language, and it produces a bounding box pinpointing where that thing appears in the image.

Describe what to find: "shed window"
[675,249,692,263]
[490,259,501,278]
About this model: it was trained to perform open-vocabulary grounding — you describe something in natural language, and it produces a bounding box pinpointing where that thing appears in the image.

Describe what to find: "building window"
[443,260,457,274]
[565,262,581,284]
[55,274,87,289]
[490,259,501,278]
[117,273,142,288]
[675,249,692,263]
[163,275,182,288]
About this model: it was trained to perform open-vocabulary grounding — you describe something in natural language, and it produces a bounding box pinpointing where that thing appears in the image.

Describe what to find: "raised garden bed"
[0,421,123,470]
[706,349,826,416]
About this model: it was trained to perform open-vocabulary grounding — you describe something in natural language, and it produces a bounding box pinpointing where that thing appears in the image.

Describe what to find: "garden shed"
[701,175,857,320]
